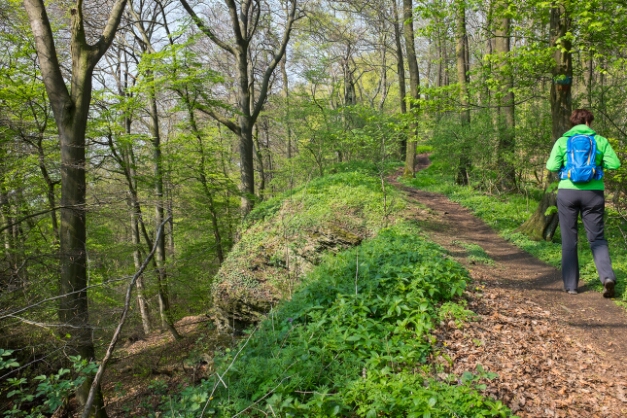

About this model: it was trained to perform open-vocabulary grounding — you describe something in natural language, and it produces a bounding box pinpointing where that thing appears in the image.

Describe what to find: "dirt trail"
[391,156,627,417]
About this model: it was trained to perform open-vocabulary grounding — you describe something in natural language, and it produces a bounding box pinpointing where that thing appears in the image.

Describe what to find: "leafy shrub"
[1,352,97,417]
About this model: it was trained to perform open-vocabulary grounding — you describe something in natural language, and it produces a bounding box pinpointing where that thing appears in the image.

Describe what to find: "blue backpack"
[559,134,603,183]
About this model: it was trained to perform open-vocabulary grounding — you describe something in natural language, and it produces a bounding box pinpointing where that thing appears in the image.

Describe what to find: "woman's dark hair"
[570,109,594,126]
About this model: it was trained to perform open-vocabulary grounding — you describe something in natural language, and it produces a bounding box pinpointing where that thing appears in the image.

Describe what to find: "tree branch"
[252,0,297,123]
[179,0,236,55]
[248,0,261,40]
[0,205,76,233]
[93,0,130,62]
[127,6,156,54]
[22,0,71,112]
[196,106,241,135]
[225,0,246,47]
[7,315,92,330]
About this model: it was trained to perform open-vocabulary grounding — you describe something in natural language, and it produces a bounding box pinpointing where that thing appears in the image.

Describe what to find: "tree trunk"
[180,0,297,217]
[391,0,407,158]
[186,104,226,265]
[24,0,128,414]
[58,98,108,418]
[402,0,420,177]
[131,208,152,335]
[378,31,388,111]
[586,52,593,107]
[254,123,266,198]
[495,2,516,190]
[549,4,573,141]
[238,46,255,215]
[263,121,274,195]
[518,2,572,241]
[455,0,471,185]
[517,188,559,240]
[280,57,293,161]
[124,123,152,335]
[149,88,181,340]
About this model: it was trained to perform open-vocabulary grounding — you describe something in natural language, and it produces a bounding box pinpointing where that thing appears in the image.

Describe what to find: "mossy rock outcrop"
[210,171,402,333]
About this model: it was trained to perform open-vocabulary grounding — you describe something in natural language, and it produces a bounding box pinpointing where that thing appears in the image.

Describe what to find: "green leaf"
[544,205,558,216]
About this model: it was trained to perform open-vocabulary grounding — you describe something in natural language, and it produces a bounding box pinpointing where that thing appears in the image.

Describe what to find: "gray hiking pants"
[556,189,616,291]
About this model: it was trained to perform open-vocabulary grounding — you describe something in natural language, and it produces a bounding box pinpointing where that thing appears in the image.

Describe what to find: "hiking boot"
[603,279,615,298]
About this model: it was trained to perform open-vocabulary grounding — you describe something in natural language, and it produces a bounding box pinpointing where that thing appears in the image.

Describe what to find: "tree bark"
[23,0,128,415]
[402,0,420,177]
[391,0,407,158]
[494,1,516,190]
[455,0,471,185]
[378,29,389,112]
[549,4,573,141]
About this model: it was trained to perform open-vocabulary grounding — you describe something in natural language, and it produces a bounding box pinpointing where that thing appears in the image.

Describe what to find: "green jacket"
[546,124,621,190]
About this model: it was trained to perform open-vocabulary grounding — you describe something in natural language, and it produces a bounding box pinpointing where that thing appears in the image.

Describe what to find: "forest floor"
[101,315,230,417]
[390,155,627,417]
[102,158,627,417]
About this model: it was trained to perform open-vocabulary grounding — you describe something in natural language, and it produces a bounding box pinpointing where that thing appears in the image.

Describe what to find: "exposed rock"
[210,200,369,333]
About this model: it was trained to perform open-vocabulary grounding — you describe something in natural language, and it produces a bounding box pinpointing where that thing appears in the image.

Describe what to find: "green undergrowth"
[244,161,401,230]
[452,240,495,266]
[246,178,386,230]
[403,159,627,303]
[160,224,512,417]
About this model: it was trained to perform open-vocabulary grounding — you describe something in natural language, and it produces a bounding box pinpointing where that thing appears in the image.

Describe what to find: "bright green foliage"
[0,349,19,370]
[160,224,511,417]
[245,164,400,230]
[270,94,405,189]
[0,1,61,338]
[412,0,627,196]
[1,354,98,418]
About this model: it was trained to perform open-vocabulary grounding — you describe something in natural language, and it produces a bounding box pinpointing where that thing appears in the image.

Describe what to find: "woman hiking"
[546,109,621,297]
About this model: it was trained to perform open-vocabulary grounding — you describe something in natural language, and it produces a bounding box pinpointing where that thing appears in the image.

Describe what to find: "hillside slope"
[156,167,512,417]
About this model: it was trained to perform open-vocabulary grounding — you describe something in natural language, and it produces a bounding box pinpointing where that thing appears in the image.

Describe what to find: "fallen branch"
[81,216,170,418]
